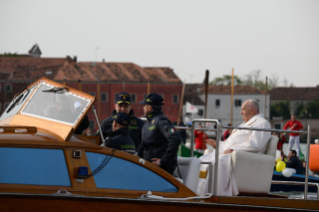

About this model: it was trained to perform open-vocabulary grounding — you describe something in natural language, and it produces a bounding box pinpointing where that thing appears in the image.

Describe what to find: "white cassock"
[196,113,271,196]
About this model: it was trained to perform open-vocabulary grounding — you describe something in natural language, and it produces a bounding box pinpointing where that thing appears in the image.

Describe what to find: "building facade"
[0,46,183,132]
[182,85,270,127]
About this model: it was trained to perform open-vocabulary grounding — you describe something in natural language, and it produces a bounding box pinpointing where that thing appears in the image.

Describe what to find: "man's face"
[143,104,152,116]
[291,115,296,121]
[241,101,254,122]
[115,103,131,114]
[287,150,295,160]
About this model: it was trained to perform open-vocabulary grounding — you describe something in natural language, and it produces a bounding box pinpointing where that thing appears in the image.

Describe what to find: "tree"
[294,100,319,119]
[305,100,319,119]
[270,101,291,120]
[294,102,305,119]
[209,75,242,86]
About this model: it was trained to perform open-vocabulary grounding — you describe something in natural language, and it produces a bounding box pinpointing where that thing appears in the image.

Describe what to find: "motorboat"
[271,171,319,192]
[0,77,319,212]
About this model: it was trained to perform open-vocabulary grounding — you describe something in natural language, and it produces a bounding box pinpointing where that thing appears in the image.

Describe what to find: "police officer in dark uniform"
[99,92,144,148]
[105,112,136,154]
[138,93,181,174]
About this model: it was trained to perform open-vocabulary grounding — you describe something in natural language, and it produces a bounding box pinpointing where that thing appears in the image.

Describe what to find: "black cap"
[139,93,164,105]
[112,112,130,126]
[116,92,131,105]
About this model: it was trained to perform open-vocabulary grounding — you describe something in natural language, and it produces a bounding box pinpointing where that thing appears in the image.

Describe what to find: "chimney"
[102,58,105,63]
[73,56,77,63]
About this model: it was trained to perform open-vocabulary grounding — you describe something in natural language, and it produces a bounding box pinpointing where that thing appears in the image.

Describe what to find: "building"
[182,84,269,127]
[270,87,319,114]
[0,45,183,132]
[269,87,319,140]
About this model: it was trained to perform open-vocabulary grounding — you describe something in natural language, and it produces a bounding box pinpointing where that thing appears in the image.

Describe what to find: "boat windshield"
[21,82,90,126]
[0,86,35,121]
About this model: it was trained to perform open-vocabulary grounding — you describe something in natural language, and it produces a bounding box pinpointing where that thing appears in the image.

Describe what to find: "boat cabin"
[0,77,196,199]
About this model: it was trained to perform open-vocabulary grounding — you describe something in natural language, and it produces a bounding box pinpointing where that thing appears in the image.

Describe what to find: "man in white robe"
[197,99,271,196]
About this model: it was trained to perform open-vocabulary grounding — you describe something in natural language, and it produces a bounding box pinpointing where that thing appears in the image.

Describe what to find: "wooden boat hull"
[1,193,319,212]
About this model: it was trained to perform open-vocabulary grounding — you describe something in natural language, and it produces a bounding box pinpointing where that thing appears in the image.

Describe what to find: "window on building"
[114,93,118,103]
[0,147,71,186]
[89,92,95,97]
[198,109,203,116]
[215,99,220,107]
[101,93,108,102]
[172,94,179,104]
[130,94,136,103]
[274,123,282,129]
[234,99,242,107]
[89,120,95,129]
[4,84,12,93]
[86,152,177,192]
[0,84,2,92]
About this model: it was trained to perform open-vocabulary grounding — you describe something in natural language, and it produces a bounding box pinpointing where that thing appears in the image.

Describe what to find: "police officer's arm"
[158,119,181,167]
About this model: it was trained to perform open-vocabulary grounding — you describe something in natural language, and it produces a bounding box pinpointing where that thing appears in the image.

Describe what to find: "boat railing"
[174,119,312,200]
[271,181,319,200]
[200,161,213,193]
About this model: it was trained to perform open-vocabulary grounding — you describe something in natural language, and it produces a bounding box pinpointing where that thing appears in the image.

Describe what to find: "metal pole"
[272,181,319,200]
[264,76,267,118]
[208,162,213,193]
[191,118,220,196]
[200,161,213,193]
[304,125,311,200]
[213,122,221,196]
[92,106,105,146]
[190,122,194,157]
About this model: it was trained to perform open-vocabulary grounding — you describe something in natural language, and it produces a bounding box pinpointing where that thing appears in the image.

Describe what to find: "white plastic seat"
[174,156,201,193]
[231,135,278,194]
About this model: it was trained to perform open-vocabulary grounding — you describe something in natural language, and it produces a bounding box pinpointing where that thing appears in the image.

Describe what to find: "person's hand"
[224,149,233,154]
[205,139,216,148]
[151,158,161,166]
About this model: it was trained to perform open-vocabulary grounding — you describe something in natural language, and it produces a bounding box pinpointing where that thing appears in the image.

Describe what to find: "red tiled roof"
[0,57,182,84]
[183,83,205,105]
[270,87,319,100]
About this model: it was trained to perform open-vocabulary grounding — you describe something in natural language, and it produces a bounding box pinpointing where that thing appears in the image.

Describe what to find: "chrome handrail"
[174,123,312,200]
[191,119,221,196]
[201,161,213,193]
[305,125,311,200]
[271,180,318,200]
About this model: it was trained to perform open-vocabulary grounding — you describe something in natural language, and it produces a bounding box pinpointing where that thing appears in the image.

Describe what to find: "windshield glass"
[0,86,35,121]
[21,83,90,125]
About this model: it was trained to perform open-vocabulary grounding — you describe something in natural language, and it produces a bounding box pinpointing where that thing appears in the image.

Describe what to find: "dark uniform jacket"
[105,127,136,155]
[100,109,144,148]
[285,156,304,174]
[137,110,181,174]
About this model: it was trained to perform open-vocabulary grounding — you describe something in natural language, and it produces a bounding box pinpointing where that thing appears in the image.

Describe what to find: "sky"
[1,0,319,87]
